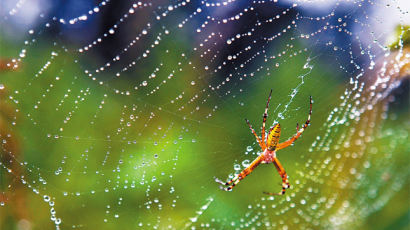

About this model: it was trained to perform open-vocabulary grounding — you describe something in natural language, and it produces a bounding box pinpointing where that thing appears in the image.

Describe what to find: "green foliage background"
[0,18,409,230]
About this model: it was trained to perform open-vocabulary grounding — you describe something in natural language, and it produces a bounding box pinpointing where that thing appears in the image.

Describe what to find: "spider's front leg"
[215,156,262,191]
[263,158,290,196]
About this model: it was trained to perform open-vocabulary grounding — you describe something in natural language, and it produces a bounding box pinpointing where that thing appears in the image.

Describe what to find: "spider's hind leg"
[245,119,265,149]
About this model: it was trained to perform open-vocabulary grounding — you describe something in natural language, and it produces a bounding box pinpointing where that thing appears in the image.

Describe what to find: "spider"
[215,90,312,195]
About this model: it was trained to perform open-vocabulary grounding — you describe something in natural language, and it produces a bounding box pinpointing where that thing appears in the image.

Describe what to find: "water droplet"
[43,195,50,202]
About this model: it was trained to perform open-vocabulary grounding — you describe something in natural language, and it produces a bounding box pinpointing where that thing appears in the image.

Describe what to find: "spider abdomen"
[267,124,281,151]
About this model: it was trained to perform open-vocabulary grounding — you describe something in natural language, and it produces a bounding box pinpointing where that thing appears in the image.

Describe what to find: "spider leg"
[276,96,312,150]
[215,156,262,191]
[245,119,265,150]
[261,89,273,149]
[214,176,230,185]
[263,157,290,195]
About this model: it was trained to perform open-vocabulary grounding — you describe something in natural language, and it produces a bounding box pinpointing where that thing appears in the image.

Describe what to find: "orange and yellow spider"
[215,90,312,195]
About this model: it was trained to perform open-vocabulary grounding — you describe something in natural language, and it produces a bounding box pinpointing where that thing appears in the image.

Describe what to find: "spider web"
[0,0,409,229]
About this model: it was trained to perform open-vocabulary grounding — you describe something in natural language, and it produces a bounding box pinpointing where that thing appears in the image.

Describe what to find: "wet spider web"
[0,0,409,229]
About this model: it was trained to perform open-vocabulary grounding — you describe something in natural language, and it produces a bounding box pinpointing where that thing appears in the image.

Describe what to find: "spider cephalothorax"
[215,90,312,195]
